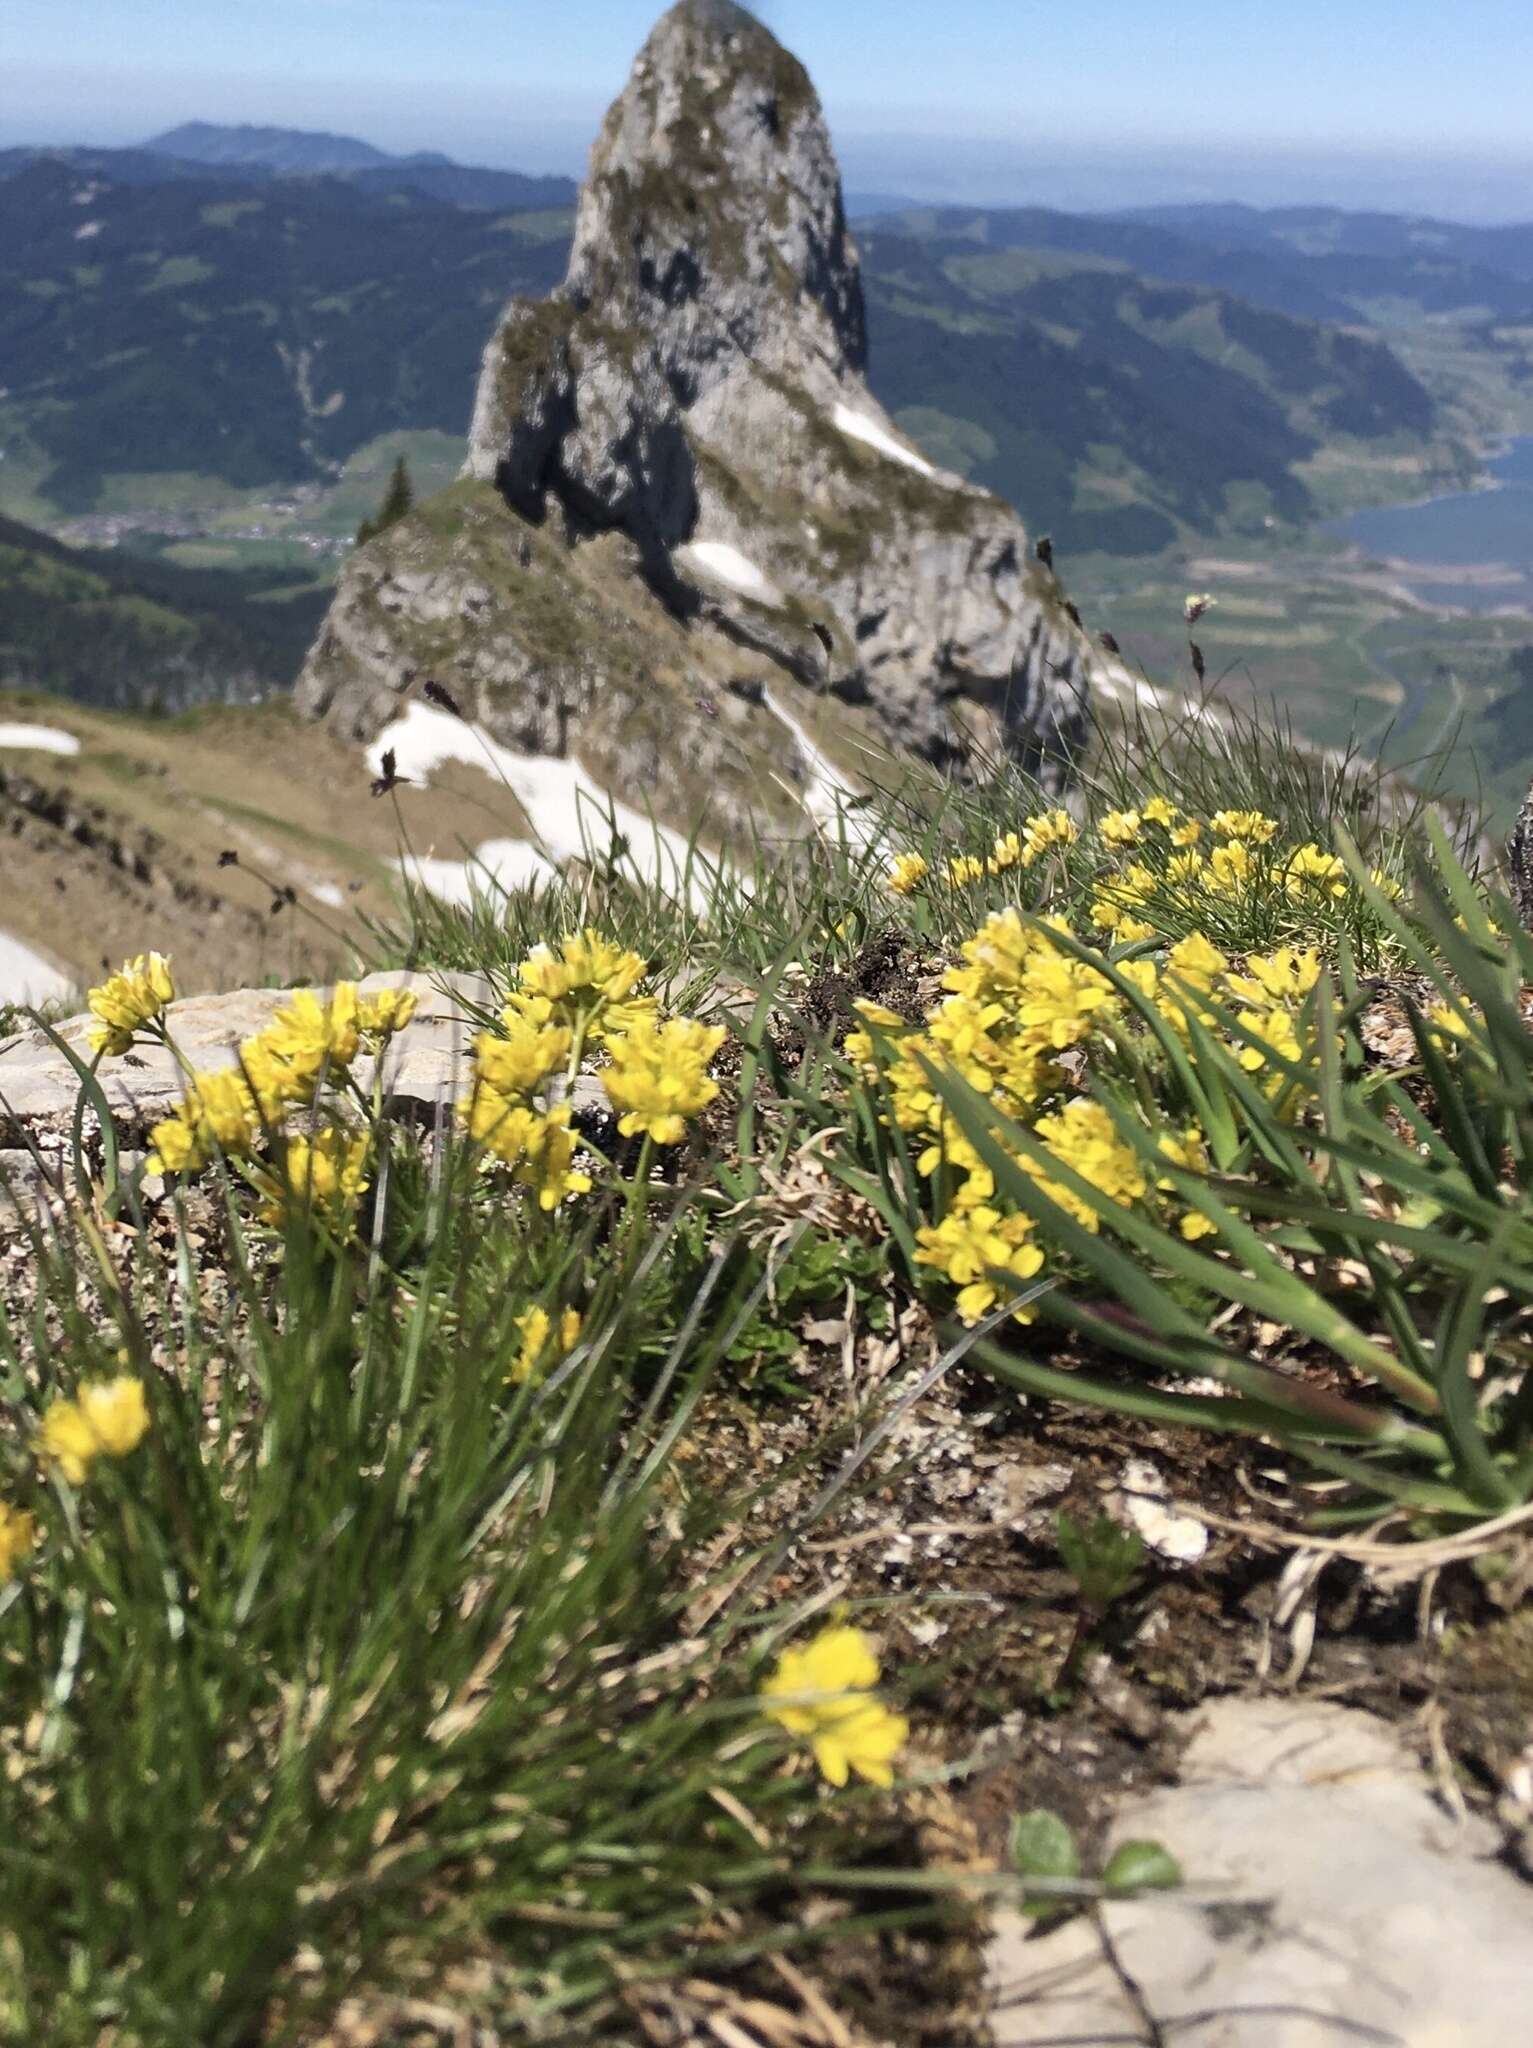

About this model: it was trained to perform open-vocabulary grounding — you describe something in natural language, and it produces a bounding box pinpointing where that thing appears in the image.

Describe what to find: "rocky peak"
[563,0,867,391]
[297,3,1090,875]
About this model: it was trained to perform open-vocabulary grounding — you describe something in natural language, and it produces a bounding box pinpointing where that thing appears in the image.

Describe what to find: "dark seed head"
[423,679,464,719]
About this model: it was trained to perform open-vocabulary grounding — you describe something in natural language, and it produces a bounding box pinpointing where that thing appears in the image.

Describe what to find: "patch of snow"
[0,723,80,757]
[764,689,880,850]
[1118,1458,1209,1564]
[831,402,936,479]
[368,702,716,907]
[399,841,559,908]
[677,539,781,605]
[0,934,73,1009]
[308,882,346,909]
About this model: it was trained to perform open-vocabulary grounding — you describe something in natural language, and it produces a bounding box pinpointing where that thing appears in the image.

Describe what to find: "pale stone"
[0,972,498,1140]
[988,1698,1533,2047]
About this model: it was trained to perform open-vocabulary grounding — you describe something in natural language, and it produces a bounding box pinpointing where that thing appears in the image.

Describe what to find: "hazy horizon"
[6,0,1533,222]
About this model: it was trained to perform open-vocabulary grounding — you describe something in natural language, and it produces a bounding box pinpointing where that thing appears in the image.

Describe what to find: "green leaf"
[1103,1839,1183,1897]
[1057,1510,1143,1610]
[1010,1808,1080,1915]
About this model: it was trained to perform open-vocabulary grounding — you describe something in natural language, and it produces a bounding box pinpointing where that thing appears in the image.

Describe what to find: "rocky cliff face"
[297,0,1089,848]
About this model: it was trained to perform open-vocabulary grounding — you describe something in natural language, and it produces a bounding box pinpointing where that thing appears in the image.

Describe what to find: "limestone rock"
[297,1,1089,851]
[988,1697,1533,2046]
[0,973,496,1144]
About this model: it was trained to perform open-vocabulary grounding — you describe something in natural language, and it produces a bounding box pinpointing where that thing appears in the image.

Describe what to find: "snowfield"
[676,540,782,606]
[0,934,73,1009]
[831,403,937,479]
[764,690,880,849]
[367,702,716,907]
[0,723,81,756]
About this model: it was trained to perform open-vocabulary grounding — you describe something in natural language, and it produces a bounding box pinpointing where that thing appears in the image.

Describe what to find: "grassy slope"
[0,688,544,998]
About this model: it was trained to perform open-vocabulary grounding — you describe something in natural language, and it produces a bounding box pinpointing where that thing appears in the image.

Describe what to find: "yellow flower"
[0,1502,37,1581]
[1155,1126,1218,1240]
[244,985,362,1110]
[39,1377,149,1485]
[1142,796,1180,827]
[602,1015,727,1145]
[474,1021,572,1102]
[1208,840,1252,892]
[462,1095,591,1207]
[512,930,647,1028]
[1099,810,1142,848]
[255,1128,371,1233]
[761,1624,909,1789]
[915,1205,1044,1324]
[946,853,987,888]
[1368,867,1405,902]
[886,851,929,897]
[1020,809,1079,866]
[1224,948,1320,1009]
[87,953,174,1057]
[510,1305,583,1386]
[1166,850,1205,885]
[1212,809,1278,844]
[1232,1007,1304,1073]
[146,1067,260,1177]
[989,831,1023,873]
[1166,933,1228,990]
[1013,948,1117,1051]
[942,908,1050,1002]
[357,988,419,1040]
[844,1000,913,1073]
[1284,844,1347,900]
[1170,818,1203,848]
[1029,1099,1147,1231]
[1427,1001,1477,1052]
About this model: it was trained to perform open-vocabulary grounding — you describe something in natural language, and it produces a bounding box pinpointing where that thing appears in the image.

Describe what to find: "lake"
[1328,435,1533,614]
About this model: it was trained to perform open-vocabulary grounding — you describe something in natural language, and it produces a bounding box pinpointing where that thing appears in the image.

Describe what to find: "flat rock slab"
[988,1696,1533,2046]
[0,972,499,1141]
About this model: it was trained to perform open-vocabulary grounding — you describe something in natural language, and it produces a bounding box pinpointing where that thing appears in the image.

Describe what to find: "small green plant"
[1053,1509,1145,1696]
[1009,1807,1182,1921]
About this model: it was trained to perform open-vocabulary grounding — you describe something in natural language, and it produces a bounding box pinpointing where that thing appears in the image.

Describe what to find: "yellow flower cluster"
[0,1500,36,1582]
[1087,798,1387,937]
[851,883,1346,1326]
[358,987,419,1042]
[510,1305,584,1386]
[88,953,175,1057]
[886,851,929,897]
[506,929,653,1040]
[255,1129,371,1232]
[602,1015,727,1145]
[38,1377,150,1486]
[462,931,723,1195]
[894,809,1082,896]
[761,1623,909,1788]
[147,984,367,1177]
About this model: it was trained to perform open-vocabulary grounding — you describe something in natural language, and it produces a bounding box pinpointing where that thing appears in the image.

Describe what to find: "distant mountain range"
[146,122,428,174]
[0,122,577,213]
[5,122,1529,552]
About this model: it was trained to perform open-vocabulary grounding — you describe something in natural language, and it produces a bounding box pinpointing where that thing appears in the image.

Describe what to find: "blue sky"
[5,0,1533,215]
